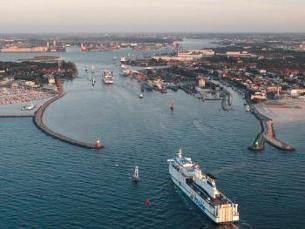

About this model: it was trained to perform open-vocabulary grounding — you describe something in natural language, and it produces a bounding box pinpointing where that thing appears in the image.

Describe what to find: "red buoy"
[145,199,151,207]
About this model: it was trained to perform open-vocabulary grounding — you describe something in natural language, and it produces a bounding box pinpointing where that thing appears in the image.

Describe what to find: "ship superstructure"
[167,149,239,224]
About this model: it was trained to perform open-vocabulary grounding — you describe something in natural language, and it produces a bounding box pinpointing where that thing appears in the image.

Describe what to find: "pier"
[264,120,295,151]
[221,89,233,111]
[246,94,295,152]
[33,77,104,150]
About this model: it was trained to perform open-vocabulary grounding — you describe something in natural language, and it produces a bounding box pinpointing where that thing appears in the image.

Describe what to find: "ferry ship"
[103,70,114,84]
[167,149,239,224]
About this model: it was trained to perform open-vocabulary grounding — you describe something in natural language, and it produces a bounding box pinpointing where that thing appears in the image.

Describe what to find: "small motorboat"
[21,103,35,111]
[139,93,144,99]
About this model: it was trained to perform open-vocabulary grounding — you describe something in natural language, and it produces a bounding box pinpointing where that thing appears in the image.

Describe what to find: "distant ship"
[21,103,35,111]
[167,149,239,224]
[103,70,114,84]
[120,57,127,63]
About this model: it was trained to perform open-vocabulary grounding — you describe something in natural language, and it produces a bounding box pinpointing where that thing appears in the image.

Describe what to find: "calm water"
[1,41,305,228]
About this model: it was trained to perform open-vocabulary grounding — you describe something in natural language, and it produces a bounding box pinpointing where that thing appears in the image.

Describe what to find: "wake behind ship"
[167,149,239,224]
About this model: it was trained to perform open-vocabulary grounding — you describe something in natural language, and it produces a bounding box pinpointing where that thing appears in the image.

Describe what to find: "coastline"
[255,98,305,124]
[215,79,296,152]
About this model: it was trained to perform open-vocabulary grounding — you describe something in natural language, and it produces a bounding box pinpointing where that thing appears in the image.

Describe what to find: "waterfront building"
[267,86,282,93]
[290,88,305,97]
[251,92,267,102]
[0,46,48,53]
[190,49,215,57]
[226,51,241,57]
[153,51,204,62]
[197,75,208,88]
[48,75,56,84]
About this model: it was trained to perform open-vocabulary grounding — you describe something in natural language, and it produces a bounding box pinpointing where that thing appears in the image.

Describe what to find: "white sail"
[133,166,139,182]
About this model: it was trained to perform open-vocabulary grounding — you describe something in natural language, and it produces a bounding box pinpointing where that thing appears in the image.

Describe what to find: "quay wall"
[0,114,34,118]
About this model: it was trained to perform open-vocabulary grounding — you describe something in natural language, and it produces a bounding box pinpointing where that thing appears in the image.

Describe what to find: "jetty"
[264,120,295,151]
[33,77,104,150]
[221,88,233,111]
[246,93,295,152]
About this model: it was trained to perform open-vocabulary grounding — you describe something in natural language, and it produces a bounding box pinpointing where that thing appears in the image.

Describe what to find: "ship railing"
[233,204,239,216]
[218,192,235,204]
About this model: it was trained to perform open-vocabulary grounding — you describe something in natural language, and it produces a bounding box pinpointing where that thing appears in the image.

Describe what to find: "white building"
[190,49,215,57]
[290,89,305,97]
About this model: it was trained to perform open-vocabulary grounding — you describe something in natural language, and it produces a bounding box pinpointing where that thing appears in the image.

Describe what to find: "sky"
[0,0,304,33]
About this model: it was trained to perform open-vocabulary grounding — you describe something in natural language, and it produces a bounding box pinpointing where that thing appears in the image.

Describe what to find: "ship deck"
[187,179,230,206]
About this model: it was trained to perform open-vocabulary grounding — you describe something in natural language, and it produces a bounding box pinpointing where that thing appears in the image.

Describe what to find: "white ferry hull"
[169,164,239,224]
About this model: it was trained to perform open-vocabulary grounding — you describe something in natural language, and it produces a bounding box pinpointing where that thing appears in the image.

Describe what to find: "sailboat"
[170,101,175,111]
[139,83,144,98]
[91,65,95,74]
[132,166,140,182]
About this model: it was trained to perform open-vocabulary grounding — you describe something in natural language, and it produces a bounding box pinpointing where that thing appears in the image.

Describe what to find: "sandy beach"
[255,98,305,124]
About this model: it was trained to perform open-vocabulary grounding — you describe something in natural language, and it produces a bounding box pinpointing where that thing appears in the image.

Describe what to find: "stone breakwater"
[246,94,295,152]
[33,93,104,149]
